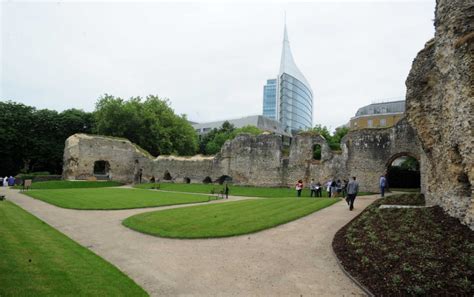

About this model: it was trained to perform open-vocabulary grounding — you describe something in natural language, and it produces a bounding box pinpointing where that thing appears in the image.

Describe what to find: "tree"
[198,123,263,155]
[0,101,93,176]
[307,125,332,141]
[94,94,197,156]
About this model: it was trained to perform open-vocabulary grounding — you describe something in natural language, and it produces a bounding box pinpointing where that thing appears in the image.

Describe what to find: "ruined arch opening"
[93,160,110,176]
[386,153,420,189]
[183,177,191,184]
[163,170,172,181]
[203,176,212,184]
[313,144,322,160]
[217,175,232,185]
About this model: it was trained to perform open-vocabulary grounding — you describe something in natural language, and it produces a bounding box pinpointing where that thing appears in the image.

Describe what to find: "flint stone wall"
[405,0,473,228]
[343,118,424,193]
[63,120,422,193]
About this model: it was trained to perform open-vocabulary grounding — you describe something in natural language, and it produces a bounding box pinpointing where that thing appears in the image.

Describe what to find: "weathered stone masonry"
[405,0,473,228]
[63,117,422,194]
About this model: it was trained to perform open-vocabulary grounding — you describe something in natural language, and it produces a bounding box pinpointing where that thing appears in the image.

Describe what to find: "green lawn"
[135,183,372,198]
[123,198,340,238]
[14,180,123,190]
[0,201,147,296]
[24,188,213,210]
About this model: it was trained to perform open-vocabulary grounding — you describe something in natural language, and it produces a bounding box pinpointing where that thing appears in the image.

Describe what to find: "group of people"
[295,176,360,211]
[1,176,15,187]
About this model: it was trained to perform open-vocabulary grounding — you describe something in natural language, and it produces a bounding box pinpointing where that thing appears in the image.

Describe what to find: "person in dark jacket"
[346,176,359,211]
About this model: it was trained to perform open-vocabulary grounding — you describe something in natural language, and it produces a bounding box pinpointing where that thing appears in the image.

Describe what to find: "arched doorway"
[163,170,172,181]
[217,175,232,185]
[386,153,420,190]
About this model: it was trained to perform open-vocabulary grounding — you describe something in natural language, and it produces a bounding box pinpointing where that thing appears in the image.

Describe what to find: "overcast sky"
[1,0,435,130]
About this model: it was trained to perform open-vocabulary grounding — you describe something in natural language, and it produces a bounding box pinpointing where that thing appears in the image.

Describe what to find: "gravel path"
[2,187,377,296]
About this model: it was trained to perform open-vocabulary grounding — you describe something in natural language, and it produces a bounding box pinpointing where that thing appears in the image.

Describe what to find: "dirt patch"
[333,194,474,296]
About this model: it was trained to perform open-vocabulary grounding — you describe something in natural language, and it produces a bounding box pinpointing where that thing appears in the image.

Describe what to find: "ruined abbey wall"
[343,118,424,193]
[405,0,473,228]
[63,118,422,193]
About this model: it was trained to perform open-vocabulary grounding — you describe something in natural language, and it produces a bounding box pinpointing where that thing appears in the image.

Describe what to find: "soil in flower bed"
[333,194,474,296]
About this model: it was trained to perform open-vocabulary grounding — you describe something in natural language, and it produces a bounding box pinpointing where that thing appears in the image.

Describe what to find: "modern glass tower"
[262,79,277,120]
[262,24,313,134]
[278,24,313,133]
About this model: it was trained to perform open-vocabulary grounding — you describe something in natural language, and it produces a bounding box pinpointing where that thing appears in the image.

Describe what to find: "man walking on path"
[346,176,359,211]
[379,175,387,197]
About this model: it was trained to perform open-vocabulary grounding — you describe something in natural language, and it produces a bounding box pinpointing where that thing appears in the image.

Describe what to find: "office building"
[262,24,313,134]
[262,79,277,120]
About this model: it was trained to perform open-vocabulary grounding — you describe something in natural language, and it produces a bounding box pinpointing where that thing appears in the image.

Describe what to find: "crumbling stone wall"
[287,134,347,186]
[63,123,422,191]
[343,118,424,193]
[405,0,473,228]
[62,134,154,183]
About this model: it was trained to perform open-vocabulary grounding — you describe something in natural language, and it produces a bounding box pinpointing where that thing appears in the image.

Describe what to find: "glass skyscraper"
[262,24,313,134]
[262,79,277,120]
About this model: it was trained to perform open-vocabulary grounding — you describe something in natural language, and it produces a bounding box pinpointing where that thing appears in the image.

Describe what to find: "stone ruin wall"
[63,119,422,194]
[405,0,473,228]
[343,118,424,193]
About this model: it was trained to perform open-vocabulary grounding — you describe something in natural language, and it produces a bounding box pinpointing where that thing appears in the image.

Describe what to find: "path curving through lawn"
[3,186,377,296]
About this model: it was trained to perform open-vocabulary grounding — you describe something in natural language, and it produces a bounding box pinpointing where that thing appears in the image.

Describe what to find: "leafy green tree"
[0,101,93,176]
[94,94,197,156]
[198,123,263,155]
[307,125,332,141]
[399,156,420,171]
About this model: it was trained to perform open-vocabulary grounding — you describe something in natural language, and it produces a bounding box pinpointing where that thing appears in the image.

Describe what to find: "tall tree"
[94,94,197,156]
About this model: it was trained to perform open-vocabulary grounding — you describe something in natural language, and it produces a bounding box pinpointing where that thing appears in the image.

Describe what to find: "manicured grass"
[24,188,213,210]
[0,201,147,296]
[135,183,373,198]
[333,194,474,296]
[13,180,123,190]
[123,198,340,238]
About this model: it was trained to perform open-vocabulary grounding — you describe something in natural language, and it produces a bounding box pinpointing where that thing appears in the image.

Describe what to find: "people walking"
[310,179,317,197]
[326,180,332,197]
[8,176,15,186]
[380,175,387,197]
[316,182,322,197]
[295,180,303,197]
[346,176,359,211]
[3,176,8,187]
[331,179,337,198]
[336,179,342,197]
[224,183,229,199]
[342,179,348,197]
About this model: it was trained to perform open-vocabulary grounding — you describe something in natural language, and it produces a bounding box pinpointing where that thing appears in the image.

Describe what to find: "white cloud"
[1,1,435,130]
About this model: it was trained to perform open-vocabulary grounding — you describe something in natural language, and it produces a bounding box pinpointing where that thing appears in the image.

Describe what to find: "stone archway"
[216,175,232,185]
[386,152,420,189]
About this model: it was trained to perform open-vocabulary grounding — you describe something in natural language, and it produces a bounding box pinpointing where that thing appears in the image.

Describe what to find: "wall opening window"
[380,118,387,127]
[163,170,172,180]
[367,119,373,128]
[93,160,110,175]
[312,144,322,160]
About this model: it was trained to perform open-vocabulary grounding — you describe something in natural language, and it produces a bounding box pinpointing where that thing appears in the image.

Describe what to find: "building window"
[367,119,373,128]
[380,118,387,126]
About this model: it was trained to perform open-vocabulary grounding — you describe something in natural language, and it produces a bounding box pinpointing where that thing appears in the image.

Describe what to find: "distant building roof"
[192,115,291,137]
[355,100,405,117]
